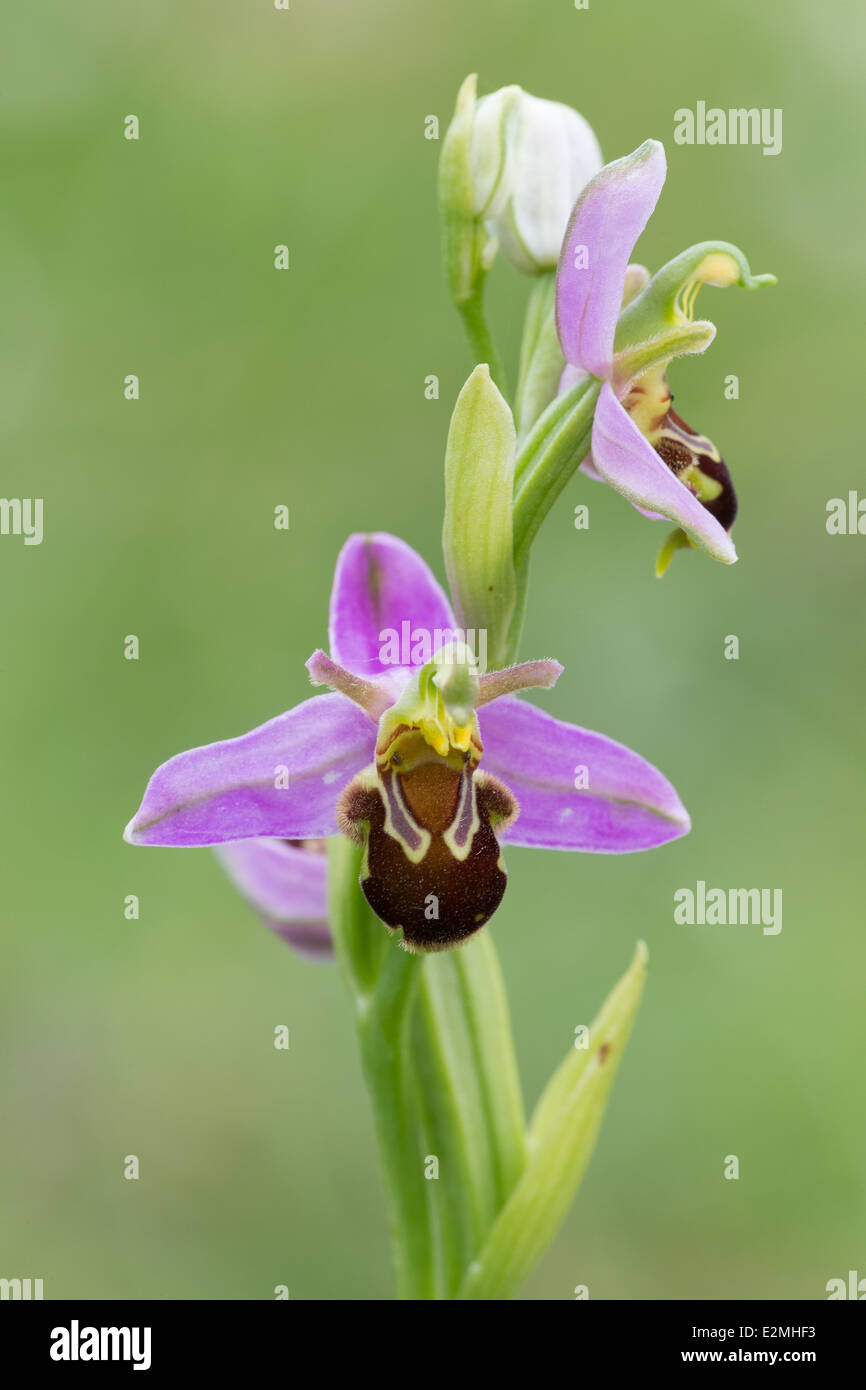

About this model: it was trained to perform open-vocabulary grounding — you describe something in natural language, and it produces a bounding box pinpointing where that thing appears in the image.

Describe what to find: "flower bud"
[472,88,603,274]
[440,78,603,299]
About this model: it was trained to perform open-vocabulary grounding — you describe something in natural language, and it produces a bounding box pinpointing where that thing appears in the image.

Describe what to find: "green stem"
[410,937,528,1298]
[328,838,436,1300]
[457,283,509,400]
[409,1024,453,1299]
[412,959,495,1293]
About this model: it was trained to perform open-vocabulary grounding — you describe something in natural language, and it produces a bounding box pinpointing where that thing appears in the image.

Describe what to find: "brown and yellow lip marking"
[337,754,518,953]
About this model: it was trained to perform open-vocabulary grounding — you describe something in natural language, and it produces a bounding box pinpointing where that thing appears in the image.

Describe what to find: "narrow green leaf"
[458,941,649,1301]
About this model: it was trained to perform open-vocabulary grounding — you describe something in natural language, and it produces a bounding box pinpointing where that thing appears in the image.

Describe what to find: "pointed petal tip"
[121,695,373,849]
[617,138,667,187]
[479,696,692,854]
[660,780,691,836]
[556,138,667,379]
[636,137,665,161]
[671,801,691,835]
[714,530,738,565]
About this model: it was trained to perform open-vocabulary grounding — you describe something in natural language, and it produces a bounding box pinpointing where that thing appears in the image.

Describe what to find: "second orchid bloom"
[555,138,775,573]
[440,80,775,575]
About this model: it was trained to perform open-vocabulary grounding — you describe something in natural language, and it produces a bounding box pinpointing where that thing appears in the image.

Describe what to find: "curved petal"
[124,693,374,847]
[591,382,737,564]
[214,838,332,962]
[329,532,457,678]
[478,696,690,852]
[556,139,666,379]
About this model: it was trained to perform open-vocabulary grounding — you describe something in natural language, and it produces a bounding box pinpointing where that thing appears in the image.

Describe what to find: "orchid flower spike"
[124,533,689,953]
[555,139,776,573]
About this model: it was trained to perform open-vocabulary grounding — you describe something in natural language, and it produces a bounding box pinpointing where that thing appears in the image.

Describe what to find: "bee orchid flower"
[555,139,775,573]
[125,532,689,952]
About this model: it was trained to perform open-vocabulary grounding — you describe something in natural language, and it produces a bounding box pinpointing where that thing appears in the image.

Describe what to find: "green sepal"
[612,319,716,391]
[443,365,517,670]
[616,241,776,349]
[438,75,502,307]
[457,941,649,1300]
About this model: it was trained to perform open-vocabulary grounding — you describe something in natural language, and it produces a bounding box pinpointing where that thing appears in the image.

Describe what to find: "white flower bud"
[471,88,603,275]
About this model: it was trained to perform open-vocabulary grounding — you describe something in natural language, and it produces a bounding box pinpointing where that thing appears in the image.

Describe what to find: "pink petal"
[591,382,737,563]
[556,140,666,379]
[124,694,374,846]
[214,838,332,962]
[478,696,690,852]
[329,532,458,678]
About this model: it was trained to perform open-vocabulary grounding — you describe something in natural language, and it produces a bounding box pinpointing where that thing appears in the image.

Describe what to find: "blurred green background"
[1,0,863,1300]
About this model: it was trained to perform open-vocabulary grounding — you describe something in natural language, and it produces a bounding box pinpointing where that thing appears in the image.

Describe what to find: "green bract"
[442,365,517,670]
